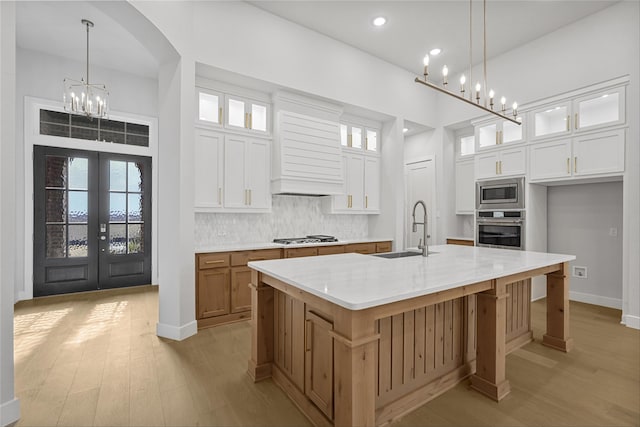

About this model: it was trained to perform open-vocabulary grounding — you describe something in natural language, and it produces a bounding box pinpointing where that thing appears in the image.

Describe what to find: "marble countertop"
[195,237,393,254]
[248,244,575,310]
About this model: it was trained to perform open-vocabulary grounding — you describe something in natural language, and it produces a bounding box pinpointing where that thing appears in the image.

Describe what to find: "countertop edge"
[195,237,394,254]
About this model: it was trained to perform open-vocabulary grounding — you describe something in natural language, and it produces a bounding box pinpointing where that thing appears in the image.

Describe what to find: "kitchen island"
[247,245,575,426]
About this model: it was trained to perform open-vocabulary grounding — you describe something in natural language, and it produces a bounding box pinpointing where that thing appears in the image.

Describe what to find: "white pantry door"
[405,158,436,250]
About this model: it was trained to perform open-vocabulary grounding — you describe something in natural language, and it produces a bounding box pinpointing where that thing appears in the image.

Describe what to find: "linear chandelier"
[415,0,521,125]
[63,19,109,119]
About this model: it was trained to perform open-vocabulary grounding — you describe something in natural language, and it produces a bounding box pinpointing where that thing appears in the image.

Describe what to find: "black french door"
[33,146,151,296]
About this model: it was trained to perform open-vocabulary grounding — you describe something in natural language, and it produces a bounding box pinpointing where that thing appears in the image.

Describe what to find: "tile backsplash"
[195,195,369,248]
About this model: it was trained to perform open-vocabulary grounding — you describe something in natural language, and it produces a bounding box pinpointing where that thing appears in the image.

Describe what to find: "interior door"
[405,159,436,250]
[33,146,151,297]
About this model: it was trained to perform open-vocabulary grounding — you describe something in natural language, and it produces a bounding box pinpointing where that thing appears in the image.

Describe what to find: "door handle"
[99,236,106,241]
[566,115,570,131]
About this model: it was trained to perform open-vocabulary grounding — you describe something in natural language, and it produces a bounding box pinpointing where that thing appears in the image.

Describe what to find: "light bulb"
[442,65,449,77]
[501,96,506,105]
[423,54,430,66]
[422,55,429,79]
[373,17,386,27]
[489,90,495,98]
[460,75,466,85]
[475,82,481,92]
[512,102,518,110]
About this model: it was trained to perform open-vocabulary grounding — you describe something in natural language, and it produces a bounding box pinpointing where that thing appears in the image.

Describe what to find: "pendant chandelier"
[415,0,521,125]
[63,19,109,119]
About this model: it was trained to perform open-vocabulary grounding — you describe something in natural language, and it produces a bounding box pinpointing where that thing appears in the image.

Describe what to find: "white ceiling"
[15,1,618,82]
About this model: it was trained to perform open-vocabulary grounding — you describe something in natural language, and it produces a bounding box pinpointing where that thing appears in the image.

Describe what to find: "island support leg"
[543,262,574,352]
[470,281,511,401]
[332,310,378,427]
[248,270,274,382]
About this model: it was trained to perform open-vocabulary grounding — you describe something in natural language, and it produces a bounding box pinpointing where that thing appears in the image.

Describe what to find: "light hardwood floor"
[13,286,640,427]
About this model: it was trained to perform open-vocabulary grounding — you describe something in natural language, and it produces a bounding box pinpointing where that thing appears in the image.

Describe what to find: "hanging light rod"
[414,0,521,125]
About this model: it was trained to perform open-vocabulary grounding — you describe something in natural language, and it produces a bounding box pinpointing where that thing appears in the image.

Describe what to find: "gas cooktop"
[273,235,339,245]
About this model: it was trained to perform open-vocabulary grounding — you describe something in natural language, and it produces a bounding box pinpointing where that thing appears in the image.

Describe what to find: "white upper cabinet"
[194,129,224,209]
[340,122,379,153]
[529,139,572,181]
[459,135,475,157]
[532,102,572,140]
[364,156,380,212]
[573,86,625,133]
[365,129,378,152]
[476,118,524,150]
[223,135,271,210]
[455,159,475,214]
[322,151,380,214]
[476,146,526,180]
[196,89,223,127]
[226,95,270,134]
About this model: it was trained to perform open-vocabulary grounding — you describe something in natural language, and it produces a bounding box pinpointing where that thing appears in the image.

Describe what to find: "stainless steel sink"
[373,251,437,259]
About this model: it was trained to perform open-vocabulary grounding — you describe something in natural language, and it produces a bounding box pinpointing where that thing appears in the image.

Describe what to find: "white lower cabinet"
[455,159,475,214]
[475,146,526,180]
[529,129,624,182]
[322,152,380,214]
[195,127,271,212]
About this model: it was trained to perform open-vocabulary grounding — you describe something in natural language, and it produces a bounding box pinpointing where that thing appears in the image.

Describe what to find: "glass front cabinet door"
[226,95,270,134]
[573,86,625,133]
[531,102,572,140]
[196,89,223,126]
[475,118,524,150]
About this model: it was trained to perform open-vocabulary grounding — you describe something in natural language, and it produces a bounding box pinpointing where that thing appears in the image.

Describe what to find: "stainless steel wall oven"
[476,210,525,250]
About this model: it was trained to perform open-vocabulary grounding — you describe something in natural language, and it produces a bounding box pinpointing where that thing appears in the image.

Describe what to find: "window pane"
[125,134,149,147]
[199,92,219,123]
[99,118,125,132]
[109,224,126,255]
[68,191,88,223]
[460,135,475,156]
[100,130,125,145]
[251,104,267,131]
[45,156,67,188]
[45,190,66,223]
[127,162,143,192]
[70,115,98,129]
[109,193,126,222]
[40,122,70,138]
[366,130,377,151]
[228,98,245,128]
[128,224,143,254]
[351,127,362,149]
[70,127,98,141]
[46,225,66,258]
[128,193,142,222]
[68,225,88,257]
[126,123,149,136]
[340,124,348,146]
[68,157,88,190]
[40,110,69,125]
[109,161,126,191]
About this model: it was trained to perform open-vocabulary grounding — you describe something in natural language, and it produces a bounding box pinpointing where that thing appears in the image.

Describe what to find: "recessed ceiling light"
[403,127,409,133]
[373,17,386,27]
[429,48,442,56]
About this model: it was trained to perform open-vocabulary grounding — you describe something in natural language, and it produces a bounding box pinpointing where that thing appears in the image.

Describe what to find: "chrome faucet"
[412,200,429,257]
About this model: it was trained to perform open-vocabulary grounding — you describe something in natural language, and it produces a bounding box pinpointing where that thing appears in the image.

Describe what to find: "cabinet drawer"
[345,243,376,254]
[198,253,230,269]
[446,238,474,247]
[284,247,319,258]
[375,241,392,253]
[231,248,282,266]
[317,245,345,256]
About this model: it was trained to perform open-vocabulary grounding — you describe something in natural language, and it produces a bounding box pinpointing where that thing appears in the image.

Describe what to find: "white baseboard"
[621,314,640,330]
[156,320,197,341]
[1,398,20,426]
[569,291,622,310]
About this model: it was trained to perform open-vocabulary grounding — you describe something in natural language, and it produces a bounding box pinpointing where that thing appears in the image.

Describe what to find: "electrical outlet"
[609,227,618,237]
[573,266,588,279]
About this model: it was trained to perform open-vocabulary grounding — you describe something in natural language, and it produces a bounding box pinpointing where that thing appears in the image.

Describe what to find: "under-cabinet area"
[195,240,392,329]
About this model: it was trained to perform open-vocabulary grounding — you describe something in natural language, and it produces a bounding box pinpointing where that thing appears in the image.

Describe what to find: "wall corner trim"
[0,398,20,427]
[156,320,198,341]
[621,315,640,330]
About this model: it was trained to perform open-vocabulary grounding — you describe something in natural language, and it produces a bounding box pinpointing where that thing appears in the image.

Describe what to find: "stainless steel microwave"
[476,177,525,210]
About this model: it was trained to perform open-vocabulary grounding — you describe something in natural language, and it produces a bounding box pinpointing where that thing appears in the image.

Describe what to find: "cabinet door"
[197,268,230,319]
[246,139,270,209]
[501,119,524,144]
[224,135,249,208]
[499,147,526,177]
[333,154,350,210]
[230,267,252,313]
[475,151,500,179]
[365,128,378,152]
[347,154,365,210]
[477,122,498,149]
[363,156,380,212]
[455,160,475,214]
[573,129,625,177]
[529,139,572,181]
[194,129,224,209]
[532,102,572,140]
[305,309,334,420]
[196,89,223,126]
[574,86,625,133]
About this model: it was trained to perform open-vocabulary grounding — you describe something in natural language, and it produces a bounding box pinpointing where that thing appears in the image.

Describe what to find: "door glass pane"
[127,162,143,192]
[351,127,362,149]
[198,92,219,123]
[45,190,66,223]
[535,106,568,137]
[478,124,497,148]
[46,225,66,258]
[127,194,142,221]
[68,191,88,223]
[579,92,619,128]
[502,120,522,143]
[251,104,267,131]
[366,130,377,151]
[109,224,126,254]
[68,158,88,190]
[128,224,143,254]
[109,161,126,191]
[340,124,348,146]
[68,225,88,257]
[460,136,474,156]
[109,193,126,222]
[45,156,67,188]
[228,98,245,128]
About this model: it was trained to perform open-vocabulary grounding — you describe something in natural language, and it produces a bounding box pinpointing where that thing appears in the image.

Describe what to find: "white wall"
[548,182,623,308]
[435,1,639,327]
[13,48,159,300]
